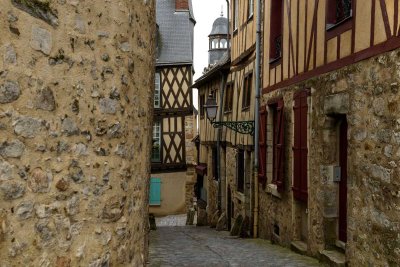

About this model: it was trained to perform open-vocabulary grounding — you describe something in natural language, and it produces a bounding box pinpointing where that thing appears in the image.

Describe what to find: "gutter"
[253,0,262,238]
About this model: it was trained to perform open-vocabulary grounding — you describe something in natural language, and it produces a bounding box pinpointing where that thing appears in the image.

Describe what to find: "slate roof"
[210,17,228,36]
[156,0,195,66]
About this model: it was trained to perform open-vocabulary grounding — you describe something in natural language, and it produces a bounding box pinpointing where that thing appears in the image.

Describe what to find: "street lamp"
[203,94,255,135]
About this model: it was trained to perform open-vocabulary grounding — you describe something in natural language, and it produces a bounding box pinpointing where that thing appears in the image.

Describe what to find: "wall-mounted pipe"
[253,0,262,238]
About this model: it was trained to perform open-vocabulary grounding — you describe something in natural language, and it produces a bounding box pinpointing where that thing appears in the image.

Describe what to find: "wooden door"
[339,118,348,242]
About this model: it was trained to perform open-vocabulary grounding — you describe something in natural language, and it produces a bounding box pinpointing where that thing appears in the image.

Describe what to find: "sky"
[192,0,228,110]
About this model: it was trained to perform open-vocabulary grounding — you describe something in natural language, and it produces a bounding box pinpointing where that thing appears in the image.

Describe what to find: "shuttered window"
[149,177,161,206]
[258,106,267,186]
[293,90,309,202]
[272,99,285,192]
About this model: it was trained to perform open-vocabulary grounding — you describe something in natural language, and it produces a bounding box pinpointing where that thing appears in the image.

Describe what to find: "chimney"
[176,0,189,11]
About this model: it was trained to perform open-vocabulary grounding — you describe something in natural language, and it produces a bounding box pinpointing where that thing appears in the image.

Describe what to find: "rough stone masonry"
[0,0,155,266]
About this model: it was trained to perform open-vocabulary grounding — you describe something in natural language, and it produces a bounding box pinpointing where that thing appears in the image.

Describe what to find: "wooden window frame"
[224,82,234,113]
[237,149,245,193]
[269,0,283,63]
[200,94,205,118]
[326,0,353,39]
[242,72,253,110]
[268,98,285,192]
[247,0,254,20]
[154,72,161,108]
[151,121,162,163]
[233,0,239,32]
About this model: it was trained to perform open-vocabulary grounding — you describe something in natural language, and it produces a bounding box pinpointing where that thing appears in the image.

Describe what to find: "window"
[270,99,285,191]
[212,147,219,180]
[234,0,239,31]
[212,39,219,49]
[293,90,308,202]
[248,0,254,18]
[237,149,245,193]
[242,73,253,109]
[151,122,161,162]
[224,83,233,112]
[327,0,352,26]
[270,0,283,61]
[200,94,205,117]
[154,72,161,108]
[221,39,227,49]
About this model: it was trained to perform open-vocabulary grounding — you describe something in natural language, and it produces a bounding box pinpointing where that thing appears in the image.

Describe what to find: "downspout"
[226,0,230,49]
[253,0,262,238]
[217,72,226,212]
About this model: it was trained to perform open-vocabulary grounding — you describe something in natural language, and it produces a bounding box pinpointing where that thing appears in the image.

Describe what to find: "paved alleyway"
[148,226,321,267]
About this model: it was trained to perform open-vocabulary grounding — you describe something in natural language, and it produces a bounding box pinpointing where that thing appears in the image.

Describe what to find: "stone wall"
[259,48,400,265]
[0,0,154,266]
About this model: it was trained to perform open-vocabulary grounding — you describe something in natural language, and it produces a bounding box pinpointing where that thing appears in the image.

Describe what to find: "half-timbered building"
[194,0,258,235]
[259,0,400,265]
[150,0,196,216]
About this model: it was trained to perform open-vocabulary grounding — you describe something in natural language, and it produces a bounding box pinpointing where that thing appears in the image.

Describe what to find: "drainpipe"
[226,0,230,49]
[216,0,230,214]
[217,72,226,212]
[253,0,262,238]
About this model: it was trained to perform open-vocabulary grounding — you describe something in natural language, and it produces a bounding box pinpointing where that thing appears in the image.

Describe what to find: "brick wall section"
[176,0,189,10]
[0,0,154,266]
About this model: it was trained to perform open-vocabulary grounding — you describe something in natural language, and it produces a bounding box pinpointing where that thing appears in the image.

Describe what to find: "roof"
[209,16,228,36]
[191,52,231,89]
[156,0,195,66]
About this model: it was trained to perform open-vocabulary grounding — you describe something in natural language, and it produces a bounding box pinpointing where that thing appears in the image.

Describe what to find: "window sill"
[224,110,232,115]
[241,106,250,112]
[233,29,238,36]
[326,15,353,31]
[269,56,282,65]
[267,183,282,199]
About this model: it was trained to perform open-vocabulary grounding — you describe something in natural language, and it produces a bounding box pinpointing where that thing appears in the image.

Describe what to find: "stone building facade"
[258,0,400,265]
[0,0,154,266]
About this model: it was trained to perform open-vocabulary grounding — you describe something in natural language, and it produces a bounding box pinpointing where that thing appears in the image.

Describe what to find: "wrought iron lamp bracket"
[211,120,255,135]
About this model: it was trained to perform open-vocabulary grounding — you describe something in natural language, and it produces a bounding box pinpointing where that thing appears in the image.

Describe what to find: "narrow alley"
[148,219,320,267]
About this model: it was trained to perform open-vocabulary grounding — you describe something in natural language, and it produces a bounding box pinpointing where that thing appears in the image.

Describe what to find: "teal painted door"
[149,178,161,206]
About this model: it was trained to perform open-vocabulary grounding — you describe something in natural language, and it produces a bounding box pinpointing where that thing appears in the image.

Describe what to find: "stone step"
[291,240,308,255]
[319,249,346,267]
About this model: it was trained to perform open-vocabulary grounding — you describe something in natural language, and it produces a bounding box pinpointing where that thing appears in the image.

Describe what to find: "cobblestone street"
[148,226,321,267]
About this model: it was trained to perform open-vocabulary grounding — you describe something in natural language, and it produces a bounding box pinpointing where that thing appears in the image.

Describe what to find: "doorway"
[338,118,348,243]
